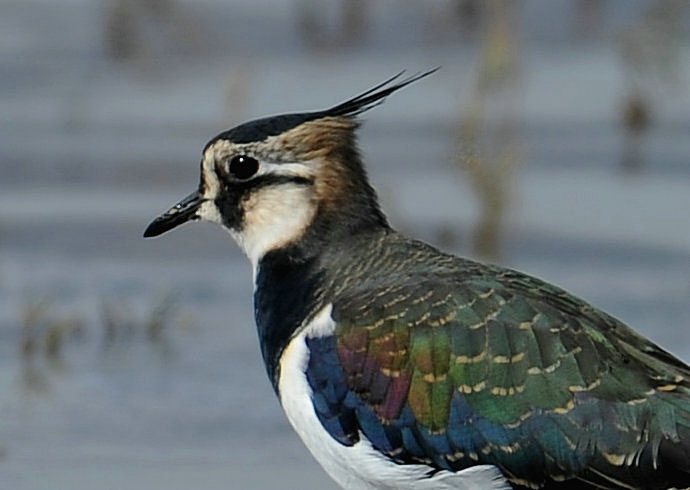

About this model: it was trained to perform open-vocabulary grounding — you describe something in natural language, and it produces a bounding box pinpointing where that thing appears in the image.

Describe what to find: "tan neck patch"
[276,117,358,211]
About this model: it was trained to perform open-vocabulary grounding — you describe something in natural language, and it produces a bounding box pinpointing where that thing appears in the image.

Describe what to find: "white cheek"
[239,184,315,270]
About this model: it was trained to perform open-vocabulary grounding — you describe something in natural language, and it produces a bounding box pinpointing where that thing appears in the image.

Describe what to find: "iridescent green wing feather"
[305,261,690,489]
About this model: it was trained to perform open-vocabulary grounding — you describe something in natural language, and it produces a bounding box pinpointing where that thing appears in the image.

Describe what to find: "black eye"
[228,155,259,180]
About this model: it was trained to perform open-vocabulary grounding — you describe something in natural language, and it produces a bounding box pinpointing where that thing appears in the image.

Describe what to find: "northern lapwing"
[144,71,690,489]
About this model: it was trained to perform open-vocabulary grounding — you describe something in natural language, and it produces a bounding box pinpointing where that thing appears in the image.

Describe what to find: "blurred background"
[1,0,689,489]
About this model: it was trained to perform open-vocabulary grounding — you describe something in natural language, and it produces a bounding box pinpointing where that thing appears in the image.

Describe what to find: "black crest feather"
[321,68,440,118]
[205,68,439,147]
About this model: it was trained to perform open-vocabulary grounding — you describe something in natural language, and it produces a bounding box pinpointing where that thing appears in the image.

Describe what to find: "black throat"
[254,244,324,390]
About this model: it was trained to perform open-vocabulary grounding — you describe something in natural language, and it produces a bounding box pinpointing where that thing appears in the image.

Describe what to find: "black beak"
[143,190,204,238]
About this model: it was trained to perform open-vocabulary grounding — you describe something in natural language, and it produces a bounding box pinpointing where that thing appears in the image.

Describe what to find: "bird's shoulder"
[324,232,689,387]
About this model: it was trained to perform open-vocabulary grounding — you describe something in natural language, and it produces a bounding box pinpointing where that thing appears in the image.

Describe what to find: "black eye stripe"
[230,174,313,191]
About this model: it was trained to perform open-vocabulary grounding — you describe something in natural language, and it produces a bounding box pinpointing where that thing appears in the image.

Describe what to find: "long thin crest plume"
[322,68,440,119]
[203,69,439,147]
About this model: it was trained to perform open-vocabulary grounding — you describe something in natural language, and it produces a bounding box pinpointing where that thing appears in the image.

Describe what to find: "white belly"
[277,305,510,490]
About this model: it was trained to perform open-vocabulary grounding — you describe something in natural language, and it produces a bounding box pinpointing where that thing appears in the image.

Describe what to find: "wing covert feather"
[305,268,690,489]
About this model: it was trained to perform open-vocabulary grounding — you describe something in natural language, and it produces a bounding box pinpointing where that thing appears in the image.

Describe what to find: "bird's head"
[144,70,437,266]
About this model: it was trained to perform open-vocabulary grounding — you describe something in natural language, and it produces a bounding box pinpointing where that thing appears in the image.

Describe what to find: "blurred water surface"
[1,1,689,489]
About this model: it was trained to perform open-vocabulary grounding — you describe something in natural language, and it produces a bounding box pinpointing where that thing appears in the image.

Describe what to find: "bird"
[143,70,690,490]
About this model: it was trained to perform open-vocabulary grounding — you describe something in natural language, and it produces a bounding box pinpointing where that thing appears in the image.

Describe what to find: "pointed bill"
[143,190,205,238]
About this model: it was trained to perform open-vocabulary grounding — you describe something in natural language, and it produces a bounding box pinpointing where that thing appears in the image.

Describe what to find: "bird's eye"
[228,155,259,180]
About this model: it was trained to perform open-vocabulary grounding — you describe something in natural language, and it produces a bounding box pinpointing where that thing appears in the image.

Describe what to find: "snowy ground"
[1,1,689,489]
